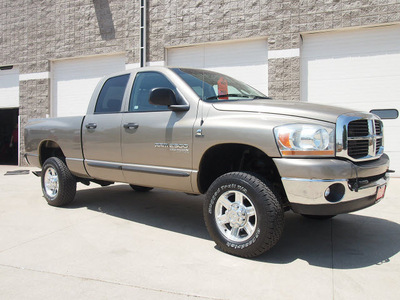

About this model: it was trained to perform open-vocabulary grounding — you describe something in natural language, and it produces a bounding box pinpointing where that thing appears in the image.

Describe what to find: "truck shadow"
[69,184,400,269]
[260,212,400,269]
[70,184,210,240]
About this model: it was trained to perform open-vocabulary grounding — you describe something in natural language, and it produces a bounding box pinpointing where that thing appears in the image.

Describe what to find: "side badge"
[196,129,204,137]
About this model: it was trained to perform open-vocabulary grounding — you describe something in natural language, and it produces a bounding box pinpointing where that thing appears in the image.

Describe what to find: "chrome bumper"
[281,175,388,215]
[273,154,390,215]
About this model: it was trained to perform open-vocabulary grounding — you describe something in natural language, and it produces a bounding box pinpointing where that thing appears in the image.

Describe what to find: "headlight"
[274,124,335,157]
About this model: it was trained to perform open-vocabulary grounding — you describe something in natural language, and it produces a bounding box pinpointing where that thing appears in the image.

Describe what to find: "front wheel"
[41,157,76,206]
[204,172,284,258]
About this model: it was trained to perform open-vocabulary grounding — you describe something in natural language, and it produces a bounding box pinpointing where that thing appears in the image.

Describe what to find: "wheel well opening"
[198,144,287,203]
[39,141,66,166]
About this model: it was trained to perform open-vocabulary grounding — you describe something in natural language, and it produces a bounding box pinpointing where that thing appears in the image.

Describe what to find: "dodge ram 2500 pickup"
[24,67,390,257]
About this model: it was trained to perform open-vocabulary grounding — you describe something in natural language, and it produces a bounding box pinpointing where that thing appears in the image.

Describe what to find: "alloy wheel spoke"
[219,195,233,209]
[217,214,230,225]
[246,206,255,217]
[243,223,254,236]
[234,191,244,204]
[230,227,240,239]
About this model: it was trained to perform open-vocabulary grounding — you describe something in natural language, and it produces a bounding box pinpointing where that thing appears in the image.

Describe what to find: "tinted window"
[129,72,175,112]
[95,74,130,113]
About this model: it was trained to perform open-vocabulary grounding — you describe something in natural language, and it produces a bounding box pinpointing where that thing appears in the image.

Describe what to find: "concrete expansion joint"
[0,263,224,300]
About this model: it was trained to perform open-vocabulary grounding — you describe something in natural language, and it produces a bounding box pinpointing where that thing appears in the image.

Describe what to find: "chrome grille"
[348,140,369,158]
[336,113,384,162]
[348,119,369,137]
[376,138,383,155]
[375,120,382,135]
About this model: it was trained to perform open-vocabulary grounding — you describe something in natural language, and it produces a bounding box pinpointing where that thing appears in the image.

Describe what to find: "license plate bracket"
[376,185,386,202]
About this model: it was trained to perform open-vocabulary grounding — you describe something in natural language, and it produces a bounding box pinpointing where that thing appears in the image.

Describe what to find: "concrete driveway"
[0,165,399,299]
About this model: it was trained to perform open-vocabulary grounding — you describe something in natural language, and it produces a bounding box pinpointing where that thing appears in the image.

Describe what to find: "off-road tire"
[41,157,76,206]
[129,185,153,192]
[204,172,284,258]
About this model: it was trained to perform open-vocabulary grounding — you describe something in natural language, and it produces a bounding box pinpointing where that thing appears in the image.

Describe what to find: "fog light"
[324,187,331,198]
[324,183,345,203]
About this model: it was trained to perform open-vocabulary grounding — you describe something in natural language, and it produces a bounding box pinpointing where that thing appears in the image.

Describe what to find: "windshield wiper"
[206,94,251,100]
[249,95,272,99]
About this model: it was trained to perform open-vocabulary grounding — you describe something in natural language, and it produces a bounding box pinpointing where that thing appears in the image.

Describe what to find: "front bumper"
[273,154,390,215]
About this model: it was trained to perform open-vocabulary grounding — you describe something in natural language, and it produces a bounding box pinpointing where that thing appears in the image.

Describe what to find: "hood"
[212,100,358,123]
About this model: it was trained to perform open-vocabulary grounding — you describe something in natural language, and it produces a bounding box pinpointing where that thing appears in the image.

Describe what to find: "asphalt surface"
[0,165,399,299]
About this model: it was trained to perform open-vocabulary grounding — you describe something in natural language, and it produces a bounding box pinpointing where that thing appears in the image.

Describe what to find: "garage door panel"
[167,47,204,68]
[302,25,400,175]
[307,54,400,81]
[308,76,400,108]
[204,40,268,67]
[167,39,268,94]
[53,55,125,117]
[0,68,19,108]
[302,26,400,58]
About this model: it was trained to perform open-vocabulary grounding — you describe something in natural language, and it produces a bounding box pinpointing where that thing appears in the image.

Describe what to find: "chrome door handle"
[123,123,139,130]
[85,123,97,129]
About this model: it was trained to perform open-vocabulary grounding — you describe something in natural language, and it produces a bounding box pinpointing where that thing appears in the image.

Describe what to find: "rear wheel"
[41,157,76,206]
[204,172,284,258]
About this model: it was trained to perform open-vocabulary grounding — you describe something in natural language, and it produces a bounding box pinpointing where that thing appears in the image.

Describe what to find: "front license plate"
[376,185,386,202]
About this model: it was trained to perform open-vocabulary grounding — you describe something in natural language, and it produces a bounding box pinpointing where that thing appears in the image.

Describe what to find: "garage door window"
[95,74,130,114]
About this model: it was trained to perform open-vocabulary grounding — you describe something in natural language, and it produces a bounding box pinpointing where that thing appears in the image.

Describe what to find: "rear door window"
[95,74,130,113]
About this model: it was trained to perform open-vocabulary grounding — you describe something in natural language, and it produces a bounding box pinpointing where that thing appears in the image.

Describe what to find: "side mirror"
[149,88,189,111]
[370,109,399,120]
[149,88,177,106]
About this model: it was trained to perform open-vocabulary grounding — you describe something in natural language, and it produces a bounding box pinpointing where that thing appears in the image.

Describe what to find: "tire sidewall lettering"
[226,228,261,249]
[208,179,261,249]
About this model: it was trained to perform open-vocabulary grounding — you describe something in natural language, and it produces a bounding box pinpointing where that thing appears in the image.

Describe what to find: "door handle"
[85,123,97,129]
[123,123,139,130]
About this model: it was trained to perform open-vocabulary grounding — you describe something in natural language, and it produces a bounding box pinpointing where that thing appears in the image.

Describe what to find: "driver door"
[121,71,195,192]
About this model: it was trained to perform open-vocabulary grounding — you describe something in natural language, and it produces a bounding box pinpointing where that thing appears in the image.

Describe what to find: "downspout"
[140,0,147,67]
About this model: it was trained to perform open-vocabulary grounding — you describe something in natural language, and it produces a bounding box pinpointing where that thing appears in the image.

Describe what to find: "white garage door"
[0,67,19,108]
[52,55,125,117]
[167,39,268,94]
[301,25,400,175]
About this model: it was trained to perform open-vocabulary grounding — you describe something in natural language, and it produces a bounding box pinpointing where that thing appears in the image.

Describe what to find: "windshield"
[172,68,269,102]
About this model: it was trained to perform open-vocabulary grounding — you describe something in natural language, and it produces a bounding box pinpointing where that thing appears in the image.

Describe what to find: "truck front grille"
[348,119,369,137]
[336,114,384,162]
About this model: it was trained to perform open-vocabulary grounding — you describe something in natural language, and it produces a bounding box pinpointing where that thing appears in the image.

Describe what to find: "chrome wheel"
[44,167,59,199]
[214,190,257,243]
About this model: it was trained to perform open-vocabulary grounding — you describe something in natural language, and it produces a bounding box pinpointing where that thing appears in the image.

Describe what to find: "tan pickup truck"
[24,67,390,257]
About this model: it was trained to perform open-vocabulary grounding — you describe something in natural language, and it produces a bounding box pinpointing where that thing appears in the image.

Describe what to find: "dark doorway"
[0,108,19,165]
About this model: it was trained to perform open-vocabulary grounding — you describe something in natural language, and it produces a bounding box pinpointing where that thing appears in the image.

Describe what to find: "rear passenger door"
[82,74,130,182]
